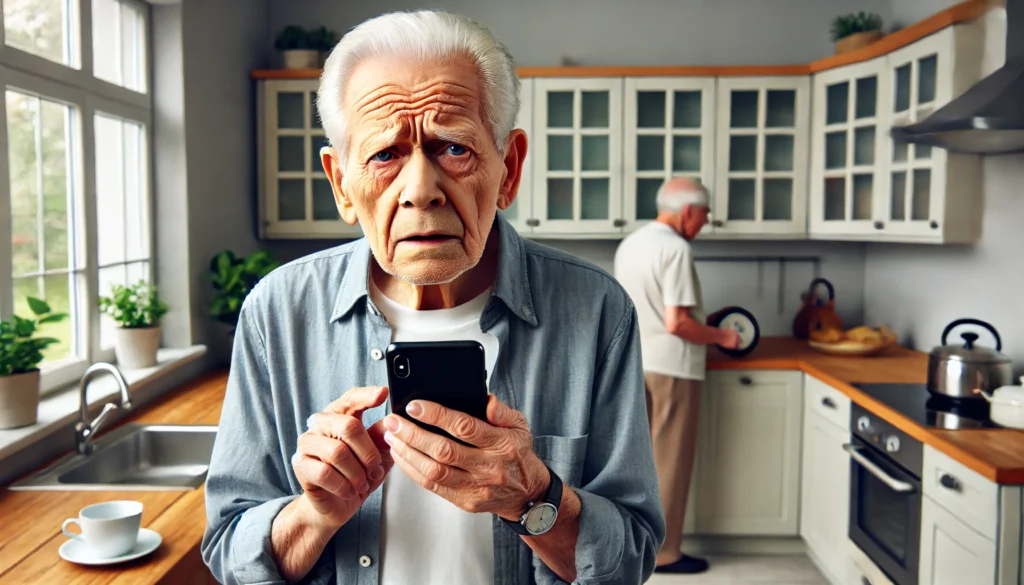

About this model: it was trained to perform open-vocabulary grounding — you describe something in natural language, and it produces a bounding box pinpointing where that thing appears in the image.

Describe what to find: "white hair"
[316,10,521,163]
[656,180,710,213]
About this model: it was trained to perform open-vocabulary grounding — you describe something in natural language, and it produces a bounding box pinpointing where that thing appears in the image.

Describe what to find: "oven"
[845,404,923,585]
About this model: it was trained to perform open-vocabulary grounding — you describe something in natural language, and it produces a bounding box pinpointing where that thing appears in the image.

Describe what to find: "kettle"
[792,278,843,339]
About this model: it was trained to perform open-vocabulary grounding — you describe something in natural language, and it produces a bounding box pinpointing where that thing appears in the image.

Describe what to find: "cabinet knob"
[821,397,836,409]
[739,376,753,386]
[711,220,724,228]
[526,218,540,227]
[940,473,960,491]
[861,577,873,585]
[873,221,884,230]
[930,220,939,229]
[613,218,626,228]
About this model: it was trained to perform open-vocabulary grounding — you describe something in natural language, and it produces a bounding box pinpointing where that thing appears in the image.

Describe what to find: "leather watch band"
[503,465,562,536]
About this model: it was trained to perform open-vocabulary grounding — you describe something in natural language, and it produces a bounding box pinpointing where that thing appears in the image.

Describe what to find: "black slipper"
[655,554,710,574]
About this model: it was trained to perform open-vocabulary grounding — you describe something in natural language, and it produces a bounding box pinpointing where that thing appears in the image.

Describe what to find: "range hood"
[891,0,1024,155]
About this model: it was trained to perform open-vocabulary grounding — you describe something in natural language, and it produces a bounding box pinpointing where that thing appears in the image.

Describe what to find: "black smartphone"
[385,341,489,444]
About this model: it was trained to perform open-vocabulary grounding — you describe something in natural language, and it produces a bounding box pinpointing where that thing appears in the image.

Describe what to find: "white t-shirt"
[370,281,499,585]
[613,222,707,380]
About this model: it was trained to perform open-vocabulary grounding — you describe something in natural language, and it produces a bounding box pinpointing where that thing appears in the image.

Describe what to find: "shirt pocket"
[532,434,588,488]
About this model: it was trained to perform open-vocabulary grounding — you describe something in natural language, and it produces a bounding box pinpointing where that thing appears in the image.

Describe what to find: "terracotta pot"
[282,49,319,69]
[835,30,884,55]
[0,370,41,429]
[114,325,161,370]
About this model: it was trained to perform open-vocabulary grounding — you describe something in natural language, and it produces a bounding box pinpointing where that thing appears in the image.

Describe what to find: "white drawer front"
[846,539,895,585]
[805,375,851,431]
[923,445,998,537]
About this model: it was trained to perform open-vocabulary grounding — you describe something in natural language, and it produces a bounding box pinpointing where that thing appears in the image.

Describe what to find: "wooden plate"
[808,338,896,357]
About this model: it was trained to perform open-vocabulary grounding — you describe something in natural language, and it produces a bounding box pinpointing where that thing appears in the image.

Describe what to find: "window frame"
[0,0,153,395]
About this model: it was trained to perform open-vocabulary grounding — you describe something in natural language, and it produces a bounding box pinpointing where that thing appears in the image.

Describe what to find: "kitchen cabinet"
[500,78,535,233]
[622,77,716,235]
[918,446,1022,585]
[713,77,810,238]
[809,23,985,243]
[257,79,363,239]
[847,539,896,585]
[800,377,851,585]
[530,78,623,237]
[695,370,802,535]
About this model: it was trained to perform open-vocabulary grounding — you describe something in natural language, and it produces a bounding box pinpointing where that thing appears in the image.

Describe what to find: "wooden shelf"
[251,0,999,80]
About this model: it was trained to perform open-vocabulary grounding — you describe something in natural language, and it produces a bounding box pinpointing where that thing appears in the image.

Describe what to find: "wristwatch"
[503,465,563,536]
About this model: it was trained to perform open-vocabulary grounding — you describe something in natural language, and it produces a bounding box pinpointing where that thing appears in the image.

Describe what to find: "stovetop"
[851,383,998,430]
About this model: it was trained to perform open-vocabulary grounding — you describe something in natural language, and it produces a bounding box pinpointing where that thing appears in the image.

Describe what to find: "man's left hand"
[382,395,549,522]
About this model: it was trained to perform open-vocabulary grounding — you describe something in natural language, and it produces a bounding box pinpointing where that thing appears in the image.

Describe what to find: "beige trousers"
[644,372,702,559]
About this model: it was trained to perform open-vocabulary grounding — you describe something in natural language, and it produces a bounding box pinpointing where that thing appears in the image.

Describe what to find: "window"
[0,0,151,392]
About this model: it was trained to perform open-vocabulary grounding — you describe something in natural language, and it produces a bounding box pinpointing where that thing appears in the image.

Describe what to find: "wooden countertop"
[4,336,1024,582]
[0,371,229,585]
[709,337,1024,484]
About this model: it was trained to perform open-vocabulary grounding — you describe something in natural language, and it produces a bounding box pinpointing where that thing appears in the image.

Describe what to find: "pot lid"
[992,378,1024,403]
[932,343,1011,364]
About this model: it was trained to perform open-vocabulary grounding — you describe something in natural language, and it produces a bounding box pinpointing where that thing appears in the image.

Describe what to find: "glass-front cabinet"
[258,79,362,239]
[622,77,715,233]
[714,77,810,237]
[500,78,534,233]
[531,78,623,236]
[809,60,888,237]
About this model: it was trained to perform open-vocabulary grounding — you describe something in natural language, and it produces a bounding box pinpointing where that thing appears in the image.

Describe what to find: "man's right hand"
[717,328,743,350]
[292,386,394,528]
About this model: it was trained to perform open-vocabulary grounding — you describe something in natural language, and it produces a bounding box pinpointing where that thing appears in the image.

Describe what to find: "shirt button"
[359,555,372,567]
[370,348,383,360]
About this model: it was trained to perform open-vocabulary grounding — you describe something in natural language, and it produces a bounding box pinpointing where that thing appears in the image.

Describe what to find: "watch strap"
[503,465,562,536]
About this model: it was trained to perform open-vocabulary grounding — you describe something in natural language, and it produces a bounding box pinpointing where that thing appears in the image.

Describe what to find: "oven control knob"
[857,416,871,432]
[885,436,900,453]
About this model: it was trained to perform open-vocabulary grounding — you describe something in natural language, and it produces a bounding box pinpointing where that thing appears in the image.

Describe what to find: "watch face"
[524,502,558,535]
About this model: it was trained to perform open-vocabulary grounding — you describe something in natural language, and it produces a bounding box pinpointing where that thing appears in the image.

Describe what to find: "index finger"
[409,401,499,448]
[327,386,389,417]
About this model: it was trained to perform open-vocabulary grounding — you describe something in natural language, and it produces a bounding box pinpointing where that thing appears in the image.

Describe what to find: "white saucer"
[59,528,162,566]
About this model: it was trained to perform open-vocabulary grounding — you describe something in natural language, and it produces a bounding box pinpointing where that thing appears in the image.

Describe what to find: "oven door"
[845,436,921,585]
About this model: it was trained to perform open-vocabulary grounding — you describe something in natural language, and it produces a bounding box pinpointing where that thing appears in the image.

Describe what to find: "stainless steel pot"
[927,318,1013,400]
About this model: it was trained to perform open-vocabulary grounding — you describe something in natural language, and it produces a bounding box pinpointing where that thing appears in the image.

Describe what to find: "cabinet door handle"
[930,220,939,229]
[873,221,884,230]
[613,218,626,228]
[940,473,961,491]
[526,218,540,227]
[822,397,836,409]
[861,577,873,585]
[739,376,753,386]
[711,220,724,228]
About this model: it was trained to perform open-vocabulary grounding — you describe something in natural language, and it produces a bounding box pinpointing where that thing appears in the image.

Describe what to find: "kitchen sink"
[8,423,218,491]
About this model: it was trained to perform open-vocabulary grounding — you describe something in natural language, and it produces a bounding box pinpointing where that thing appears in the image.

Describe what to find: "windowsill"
[0,346,207,461]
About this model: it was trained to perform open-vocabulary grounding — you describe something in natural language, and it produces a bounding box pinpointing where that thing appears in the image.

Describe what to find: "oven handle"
[842,443,915,493]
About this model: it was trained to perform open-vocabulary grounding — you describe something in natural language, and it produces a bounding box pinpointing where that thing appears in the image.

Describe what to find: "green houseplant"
[831,12,885,54]
[274,25,337,69]
[207,250,280,335]
[0,297,67,429]
[99,281,170,370]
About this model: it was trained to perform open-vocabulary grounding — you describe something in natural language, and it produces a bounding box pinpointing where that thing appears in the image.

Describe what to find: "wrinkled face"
[681,204,709,240]
[321,56,526,286]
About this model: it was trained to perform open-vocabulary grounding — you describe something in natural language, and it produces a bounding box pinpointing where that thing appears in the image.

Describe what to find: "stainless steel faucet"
[74,362,132,455]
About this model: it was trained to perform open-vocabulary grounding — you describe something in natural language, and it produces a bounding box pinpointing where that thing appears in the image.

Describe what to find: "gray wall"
[865,0,1024,373]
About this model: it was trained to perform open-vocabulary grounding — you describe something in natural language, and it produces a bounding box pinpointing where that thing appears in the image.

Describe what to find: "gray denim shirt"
[200,215,665,585]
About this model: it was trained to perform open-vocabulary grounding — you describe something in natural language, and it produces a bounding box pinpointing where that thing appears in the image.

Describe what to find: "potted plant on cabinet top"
[275,25,338,69]
[99,281,169,370]
[207,249,280,335]
[0,297,67,429]
[831,12,884,55]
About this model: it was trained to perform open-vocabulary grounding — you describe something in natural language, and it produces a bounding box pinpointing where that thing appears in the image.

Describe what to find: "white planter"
[114,326,161,370]
[282,49,319,69]
[0,370,41,429]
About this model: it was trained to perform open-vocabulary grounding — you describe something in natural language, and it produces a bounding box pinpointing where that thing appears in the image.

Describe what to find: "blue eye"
[371,151,394,163]
[446,144,468,156]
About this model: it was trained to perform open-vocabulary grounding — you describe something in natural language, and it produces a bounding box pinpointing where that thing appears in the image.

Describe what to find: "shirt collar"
[330,213,537,326]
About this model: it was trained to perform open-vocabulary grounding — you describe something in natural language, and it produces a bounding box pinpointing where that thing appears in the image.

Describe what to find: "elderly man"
[613,178,740,575]
[201,10,664,585]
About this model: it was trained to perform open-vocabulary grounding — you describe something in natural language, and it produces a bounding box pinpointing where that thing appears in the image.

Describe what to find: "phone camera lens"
[394,355,411,379]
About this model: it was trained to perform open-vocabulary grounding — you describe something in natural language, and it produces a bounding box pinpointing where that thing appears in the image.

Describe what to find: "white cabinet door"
[808,59,889,238]
[713,77,809,238]
[919,495,997,585]
[696,370,803,535]
[622,77,716,235]
[531,78,623,237]
[500,78,534,233]
[801,408,851,584]
[258,79,363,239]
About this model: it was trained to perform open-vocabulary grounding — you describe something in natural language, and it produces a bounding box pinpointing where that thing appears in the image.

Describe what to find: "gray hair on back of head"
[655,179,710,213]
[316,10,521,164]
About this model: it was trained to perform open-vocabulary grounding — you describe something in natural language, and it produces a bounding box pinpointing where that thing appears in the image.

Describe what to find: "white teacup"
[61,500,143,558]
